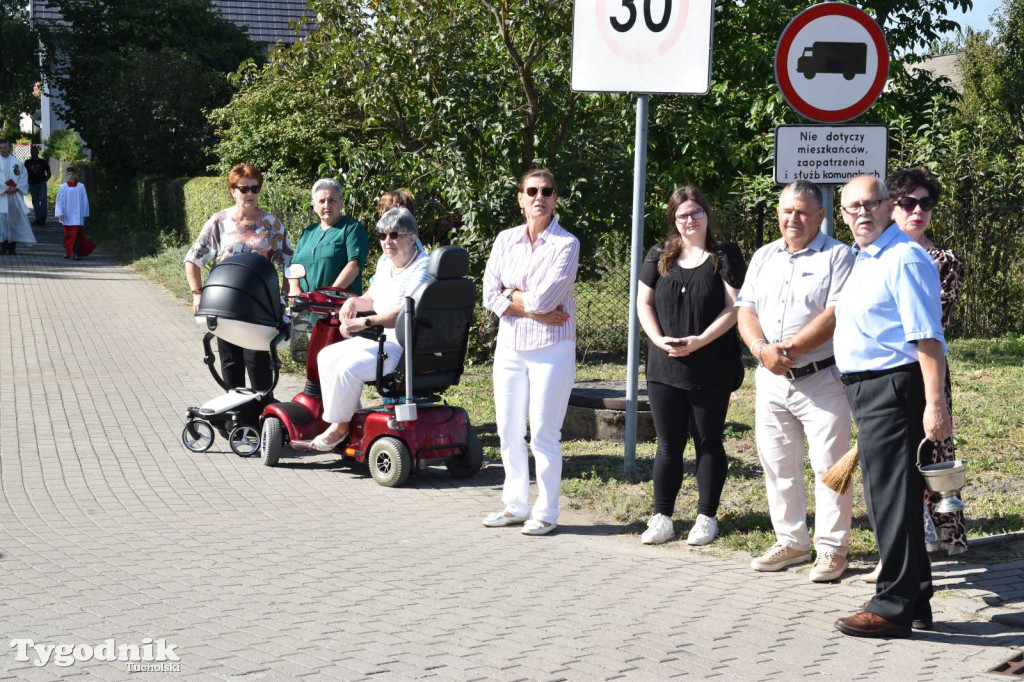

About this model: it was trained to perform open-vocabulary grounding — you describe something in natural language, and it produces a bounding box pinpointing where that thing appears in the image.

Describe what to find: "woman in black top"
[637,186,746,547]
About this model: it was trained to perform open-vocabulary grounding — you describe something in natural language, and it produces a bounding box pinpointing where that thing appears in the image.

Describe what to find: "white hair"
[376,207,418,235]
[311,178,343,203]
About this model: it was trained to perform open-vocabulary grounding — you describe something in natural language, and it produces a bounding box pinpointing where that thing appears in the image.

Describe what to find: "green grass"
[124,239,1024,560]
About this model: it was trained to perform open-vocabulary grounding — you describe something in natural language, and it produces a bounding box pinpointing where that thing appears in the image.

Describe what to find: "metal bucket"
[917,438,966,514]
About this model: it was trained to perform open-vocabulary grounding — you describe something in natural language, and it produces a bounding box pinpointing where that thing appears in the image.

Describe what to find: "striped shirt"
[483,217,580,351]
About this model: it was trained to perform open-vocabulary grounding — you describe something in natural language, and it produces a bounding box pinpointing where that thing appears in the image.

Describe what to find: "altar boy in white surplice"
[56,166,95,259]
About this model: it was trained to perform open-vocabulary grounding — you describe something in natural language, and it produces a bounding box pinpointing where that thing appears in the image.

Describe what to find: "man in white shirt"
[0,139,37,255]
[736,180,856,582]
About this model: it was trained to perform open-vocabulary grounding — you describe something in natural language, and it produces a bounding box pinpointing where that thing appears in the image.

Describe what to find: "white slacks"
[493,340,575,524]
[318,336,401,424]
[754,365,853,554]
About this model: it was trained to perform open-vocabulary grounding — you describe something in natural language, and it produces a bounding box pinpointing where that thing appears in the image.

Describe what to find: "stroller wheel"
[229,425,261,457]
[182,419,215,453]
[261,417,284,467]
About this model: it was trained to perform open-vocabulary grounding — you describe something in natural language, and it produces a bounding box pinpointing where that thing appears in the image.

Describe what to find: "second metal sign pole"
[624,93,650,476]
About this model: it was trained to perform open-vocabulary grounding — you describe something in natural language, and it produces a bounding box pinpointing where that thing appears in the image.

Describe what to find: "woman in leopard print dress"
[888,168,967,555]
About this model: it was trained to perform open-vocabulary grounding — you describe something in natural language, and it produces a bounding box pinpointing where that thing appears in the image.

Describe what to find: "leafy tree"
[0,0,40,136]
[38,0,261,176]
[211,0,971,271]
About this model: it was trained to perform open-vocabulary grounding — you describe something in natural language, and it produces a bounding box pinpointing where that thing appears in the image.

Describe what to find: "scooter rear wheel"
[261,417,284,467]
[446,430,484,479]
[369,436,412,487]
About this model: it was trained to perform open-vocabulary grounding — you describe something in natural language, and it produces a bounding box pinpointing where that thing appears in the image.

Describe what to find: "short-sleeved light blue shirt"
[834,224,945,373]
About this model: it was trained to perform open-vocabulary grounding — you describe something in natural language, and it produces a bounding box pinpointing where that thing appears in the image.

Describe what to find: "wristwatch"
[364,316,372,328]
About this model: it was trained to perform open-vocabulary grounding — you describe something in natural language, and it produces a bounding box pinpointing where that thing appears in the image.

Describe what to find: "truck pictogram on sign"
[796,42,867,80]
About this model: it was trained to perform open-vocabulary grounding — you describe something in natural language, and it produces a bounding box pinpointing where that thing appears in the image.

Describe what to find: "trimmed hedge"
[90,174,313,259]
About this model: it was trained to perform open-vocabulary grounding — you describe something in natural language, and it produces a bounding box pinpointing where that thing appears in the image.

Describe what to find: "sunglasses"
[895,196,936,212]
[524,186,554,198]
[234,184,261,194]
[378,231,408,242]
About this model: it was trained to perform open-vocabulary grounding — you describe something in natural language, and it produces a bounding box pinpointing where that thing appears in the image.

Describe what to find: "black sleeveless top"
[640,242,746,391]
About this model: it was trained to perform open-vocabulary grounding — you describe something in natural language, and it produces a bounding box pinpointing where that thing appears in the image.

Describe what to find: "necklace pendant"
[680,286,686,295]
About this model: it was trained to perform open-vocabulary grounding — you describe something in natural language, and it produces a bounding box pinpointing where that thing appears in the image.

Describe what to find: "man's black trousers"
[844,363,933,627]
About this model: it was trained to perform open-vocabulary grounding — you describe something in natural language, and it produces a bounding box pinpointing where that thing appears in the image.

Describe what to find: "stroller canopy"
[195,253,285,351]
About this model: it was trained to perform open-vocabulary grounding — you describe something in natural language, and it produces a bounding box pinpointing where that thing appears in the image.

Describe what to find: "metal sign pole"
[820,185,834,236]
[623,94,650,475]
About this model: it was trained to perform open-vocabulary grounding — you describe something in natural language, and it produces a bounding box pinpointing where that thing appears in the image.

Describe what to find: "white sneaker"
[809,549,849,582]
[521,519,557,536]
[750,543,811,572]
[641,514,675,545]
[686,514,718,546]
[481,510,527,527]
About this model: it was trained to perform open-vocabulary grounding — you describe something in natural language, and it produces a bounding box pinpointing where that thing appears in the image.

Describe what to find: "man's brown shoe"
[835,611,911,638]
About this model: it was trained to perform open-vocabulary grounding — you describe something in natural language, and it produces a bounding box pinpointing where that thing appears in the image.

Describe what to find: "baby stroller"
[181,253,291,457]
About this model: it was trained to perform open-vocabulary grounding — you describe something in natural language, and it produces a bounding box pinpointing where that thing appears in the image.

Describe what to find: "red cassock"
[63,226,96,258]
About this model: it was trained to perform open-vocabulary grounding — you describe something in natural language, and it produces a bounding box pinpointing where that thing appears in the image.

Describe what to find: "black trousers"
[647,381,731,518]
[844,364,932,626]
[217,338,273,393]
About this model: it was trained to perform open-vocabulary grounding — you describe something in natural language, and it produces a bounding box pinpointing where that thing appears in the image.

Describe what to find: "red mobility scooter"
[259,246,484,487]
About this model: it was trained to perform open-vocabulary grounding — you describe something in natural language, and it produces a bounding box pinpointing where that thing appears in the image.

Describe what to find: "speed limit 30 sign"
[572,0,714,94]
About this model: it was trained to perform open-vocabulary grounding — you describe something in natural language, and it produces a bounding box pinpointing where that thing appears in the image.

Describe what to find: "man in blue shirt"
[833,175,951,639]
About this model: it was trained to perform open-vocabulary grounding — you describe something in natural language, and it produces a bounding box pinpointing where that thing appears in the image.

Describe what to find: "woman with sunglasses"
[636,186,746,547]
[481,168,580,536]
[886,168,966,558]
[184,163,292,397]
[310,207,431,451]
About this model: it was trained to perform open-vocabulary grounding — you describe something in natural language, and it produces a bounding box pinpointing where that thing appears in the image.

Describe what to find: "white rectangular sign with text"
[571,0,714,94]
[774,125,888,184]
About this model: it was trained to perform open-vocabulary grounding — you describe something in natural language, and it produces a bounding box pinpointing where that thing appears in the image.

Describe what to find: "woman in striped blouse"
[481,169,580,536]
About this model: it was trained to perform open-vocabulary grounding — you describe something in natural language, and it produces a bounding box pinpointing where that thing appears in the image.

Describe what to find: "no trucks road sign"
[774,3,890,122]
[571,0,714,94]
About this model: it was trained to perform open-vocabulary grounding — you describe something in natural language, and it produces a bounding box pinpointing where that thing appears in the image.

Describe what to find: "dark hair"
[782,180,823,208]
[227,163,263,192]
[659,186,720,276]
[66,166,79,174]
[378,188,416,216]
[886,168,941,202]
[518,168,558,195]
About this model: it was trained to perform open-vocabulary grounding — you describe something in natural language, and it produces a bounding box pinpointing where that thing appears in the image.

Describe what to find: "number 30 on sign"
[571,0,715,94]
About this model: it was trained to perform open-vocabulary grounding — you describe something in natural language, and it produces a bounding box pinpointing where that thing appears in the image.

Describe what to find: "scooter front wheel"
[182,419,215,453]
[261,417,284,467]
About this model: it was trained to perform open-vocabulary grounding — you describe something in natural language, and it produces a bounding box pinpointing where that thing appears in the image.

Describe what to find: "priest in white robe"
[0,139,37,255]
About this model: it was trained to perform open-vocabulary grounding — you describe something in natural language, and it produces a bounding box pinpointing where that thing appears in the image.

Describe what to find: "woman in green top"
[288,178,369,295]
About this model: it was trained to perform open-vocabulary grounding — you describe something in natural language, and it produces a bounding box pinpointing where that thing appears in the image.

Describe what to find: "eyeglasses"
[524,186,554,198]
[378,231,408,242]
[840,199,883,215]
[675,209,707,222]
[234,184,261,195]
[894,196,936,212]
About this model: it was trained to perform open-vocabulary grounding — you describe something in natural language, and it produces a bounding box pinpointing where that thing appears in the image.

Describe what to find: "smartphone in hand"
[666,339,688,347]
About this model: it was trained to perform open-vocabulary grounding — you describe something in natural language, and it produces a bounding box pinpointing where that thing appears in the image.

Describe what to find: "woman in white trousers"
[481,169,580,536]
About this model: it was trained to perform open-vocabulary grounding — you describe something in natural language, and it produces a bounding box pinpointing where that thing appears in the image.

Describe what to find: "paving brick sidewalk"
[1,225,1022,681]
